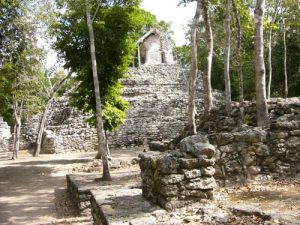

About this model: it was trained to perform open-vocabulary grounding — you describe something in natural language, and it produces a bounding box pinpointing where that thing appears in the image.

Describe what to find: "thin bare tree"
[283,18,288,98]
[224,0,231,115]
[85,0,111,180]
[33,73,71,157]
[266,0,280,99]
[232,0,244,104]
[201,0,213,115]
[254,0,270,127]
[187,0,201,135]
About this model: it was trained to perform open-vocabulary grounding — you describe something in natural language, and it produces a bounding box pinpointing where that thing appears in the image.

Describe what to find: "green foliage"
[0,0,47,125]
[51,0,155,130]
[174,0,300,101]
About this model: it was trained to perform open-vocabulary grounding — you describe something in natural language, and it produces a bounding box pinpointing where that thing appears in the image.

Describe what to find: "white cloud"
[141,0,196,45]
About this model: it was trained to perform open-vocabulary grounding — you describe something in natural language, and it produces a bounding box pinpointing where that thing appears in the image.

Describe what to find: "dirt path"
[0,151,102,225]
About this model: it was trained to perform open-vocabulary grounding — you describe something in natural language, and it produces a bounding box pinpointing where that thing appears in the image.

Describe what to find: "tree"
[282,18,288,98]
[0,47,46,159]
[224,0,232,114]
[201,0,214,114]
[231,0,244,104]
[0,0,46,158]
[254,0,269,127]
[187,0,201,135]
[85,0,111,180]
[52,0,155,176]
[33,70,71,157]
[265,0,280,99]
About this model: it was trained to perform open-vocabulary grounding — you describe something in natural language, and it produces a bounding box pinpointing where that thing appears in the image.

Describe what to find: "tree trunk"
[201,0,213,115]
[232,0,244,104]
[34,73,71,157]
[266,0,280,100]
[12,101,23,159]
[283,18,288,99]
[12,124,17,159]
[104,130,110,158]
[224,0,231,115]
[254,0,269,127]
[187,0,201,135]
[85,0,111,180]
[34,100,52,157]
[267,28,273,99]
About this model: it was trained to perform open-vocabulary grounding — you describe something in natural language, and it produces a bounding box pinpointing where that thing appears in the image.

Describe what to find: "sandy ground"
[1,149,300,225]
[0,149,141,225]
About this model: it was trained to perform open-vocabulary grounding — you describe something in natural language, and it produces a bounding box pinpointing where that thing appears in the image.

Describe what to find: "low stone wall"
[139,135,217,210]
[210,127,300,184]
[66,174,92,215]
[194,98,300,184]
[0,117,11,151]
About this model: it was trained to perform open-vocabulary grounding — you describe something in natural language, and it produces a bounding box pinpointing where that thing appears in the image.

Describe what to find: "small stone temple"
[137,28,174,65]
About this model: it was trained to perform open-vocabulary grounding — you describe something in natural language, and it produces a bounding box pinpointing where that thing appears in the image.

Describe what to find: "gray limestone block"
[149,141,168,152]
[208,133,234,146]
[183,169,202,179]
[157,154,179,174]
[192,143,216,158]
[186,177,217,190]
[160,174,184,185]
[179,135,209,153]
[233,129,267,143]
[158,184,179,197]
[255,143,270,156]
[201,166,216,177]
[180,158,216,169]
[248,165,261,175]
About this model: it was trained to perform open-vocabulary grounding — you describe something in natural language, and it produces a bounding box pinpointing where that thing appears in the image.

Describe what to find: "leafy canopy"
[51,0,156,131]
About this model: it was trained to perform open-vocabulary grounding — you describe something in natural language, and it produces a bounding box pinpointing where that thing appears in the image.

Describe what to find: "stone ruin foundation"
[139,135,217,210]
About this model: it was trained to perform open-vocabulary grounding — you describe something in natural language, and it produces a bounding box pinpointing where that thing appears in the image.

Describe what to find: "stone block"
[192,143,216,158]
[160,174,184,185]
[255,143,270,156]
[157,154,179,174]
[183,169,202,179]
[201,166,215,177]
[186,177,216,190]
[179,135,209,153]
[208,133,234,146]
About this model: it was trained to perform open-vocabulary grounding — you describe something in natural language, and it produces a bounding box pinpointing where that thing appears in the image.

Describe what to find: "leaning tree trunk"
[201,0,213,115]
[187,0,201,135]
[224,0,231,115]
[34,73,71,157]
[85,0,111,180]
[232,0,244,104]
[34,100,52,157]
[12,101,23,159]
[283,18,288,99]
[254,0,269,127]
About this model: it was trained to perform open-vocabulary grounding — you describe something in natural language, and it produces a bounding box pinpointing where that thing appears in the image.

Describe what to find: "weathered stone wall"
[191,98,300,184]
[211,99,300,183]
[40,98,98,154]
[108,64,222,147]
[18,64,222,153]
[139,135,217,210]
[0,117,11,151]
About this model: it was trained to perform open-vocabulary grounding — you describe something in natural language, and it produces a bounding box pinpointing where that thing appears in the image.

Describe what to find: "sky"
[141,0,196,45]
[42,0,196,69]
